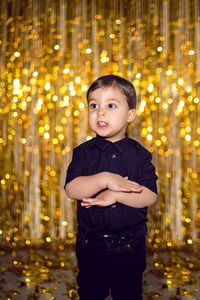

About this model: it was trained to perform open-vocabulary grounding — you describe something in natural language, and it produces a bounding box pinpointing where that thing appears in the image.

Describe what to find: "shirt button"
[112,204,116,208]
[112,154,117,159]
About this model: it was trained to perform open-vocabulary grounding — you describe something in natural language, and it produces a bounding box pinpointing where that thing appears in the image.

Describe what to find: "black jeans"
[76,230,146,300]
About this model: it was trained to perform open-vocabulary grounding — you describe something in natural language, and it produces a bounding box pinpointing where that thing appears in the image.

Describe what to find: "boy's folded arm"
[65,172,107,200]
[65,172,141,200]
[116,186,157,208]
[81,186,157,208]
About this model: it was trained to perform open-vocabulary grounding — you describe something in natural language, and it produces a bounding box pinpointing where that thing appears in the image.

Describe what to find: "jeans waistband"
[78,225,146,243]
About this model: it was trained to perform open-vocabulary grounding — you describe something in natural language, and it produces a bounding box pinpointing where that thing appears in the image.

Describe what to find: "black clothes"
[65,134,158,235]
[76,237,144,300]
[65,134,158,300]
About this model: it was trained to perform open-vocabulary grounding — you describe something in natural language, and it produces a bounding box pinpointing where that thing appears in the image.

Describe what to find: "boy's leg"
[110,270,143,300]
[76,240,110,300]
[77,270,109,300]
[108,234,146,300]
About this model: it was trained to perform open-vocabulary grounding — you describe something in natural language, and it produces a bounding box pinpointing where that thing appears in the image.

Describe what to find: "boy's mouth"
[97,121,108,128]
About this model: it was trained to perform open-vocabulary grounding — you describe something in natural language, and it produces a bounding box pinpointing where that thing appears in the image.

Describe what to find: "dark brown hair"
[86,75,137,109]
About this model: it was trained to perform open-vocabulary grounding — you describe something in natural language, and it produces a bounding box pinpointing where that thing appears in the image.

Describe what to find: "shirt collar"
[94,134,129,152]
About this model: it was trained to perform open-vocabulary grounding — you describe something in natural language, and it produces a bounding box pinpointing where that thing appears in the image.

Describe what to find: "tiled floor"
[0,247,200,299]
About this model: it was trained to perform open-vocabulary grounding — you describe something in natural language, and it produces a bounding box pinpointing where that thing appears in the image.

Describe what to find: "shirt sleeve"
[137,149,158,194]
[64,147,85,188]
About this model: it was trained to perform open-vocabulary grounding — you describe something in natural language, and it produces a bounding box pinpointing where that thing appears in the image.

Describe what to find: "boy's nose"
[97,107,106,115]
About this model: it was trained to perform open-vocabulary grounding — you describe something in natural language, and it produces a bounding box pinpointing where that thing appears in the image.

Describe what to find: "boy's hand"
[106,172,142,193]
[81,190,116,208]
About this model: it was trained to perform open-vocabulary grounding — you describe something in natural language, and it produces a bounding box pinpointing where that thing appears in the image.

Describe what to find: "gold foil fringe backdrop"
[0,0,200,249]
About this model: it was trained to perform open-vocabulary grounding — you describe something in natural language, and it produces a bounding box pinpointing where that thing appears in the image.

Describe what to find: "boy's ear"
[127,109,136,123]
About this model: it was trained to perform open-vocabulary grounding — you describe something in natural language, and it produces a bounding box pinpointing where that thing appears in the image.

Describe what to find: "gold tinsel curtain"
[0,0,199,249]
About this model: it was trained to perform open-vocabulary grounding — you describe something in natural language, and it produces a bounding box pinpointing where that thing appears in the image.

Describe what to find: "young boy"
[64,75,158,300]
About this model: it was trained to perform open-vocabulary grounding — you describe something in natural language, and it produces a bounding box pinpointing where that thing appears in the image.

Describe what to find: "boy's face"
[88,86,135,142]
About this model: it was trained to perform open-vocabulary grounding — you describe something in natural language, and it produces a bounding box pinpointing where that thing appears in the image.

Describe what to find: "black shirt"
[65,135,158,235]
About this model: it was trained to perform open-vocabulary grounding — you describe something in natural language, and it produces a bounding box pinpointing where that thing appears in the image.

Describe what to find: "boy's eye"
[108,103,117,109]
[89,103,98,109]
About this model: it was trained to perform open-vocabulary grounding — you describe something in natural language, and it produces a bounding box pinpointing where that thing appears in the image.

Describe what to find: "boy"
[64,75,158,300]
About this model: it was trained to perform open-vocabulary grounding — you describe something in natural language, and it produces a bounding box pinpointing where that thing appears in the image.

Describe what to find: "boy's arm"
[116,186,157,207]
[65,173,106,200]
[65,172,142,200]
[81,186,157,208]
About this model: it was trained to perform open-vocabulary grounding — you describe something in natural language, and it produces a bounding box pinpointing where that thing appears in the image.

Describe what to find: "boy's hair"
[86,74,137,109]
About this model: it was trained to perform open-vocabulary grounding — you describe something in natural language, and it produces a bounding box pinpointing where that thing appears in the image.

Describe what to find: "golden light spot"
[52,95,58,101]
[140,100,146,106]
[168,98,173,104]
[13,79,20,89]
[191,172,197,179]
[185,126,191,133]
[75,76,81,84]
[166,69,172,76]
[38,98,43,105]
[178,78,184,85]
[74,110,80,116]
[70,90,76,96]
[180,128,186,136]
[186,85,192,93]
[188,50,195,55]
[33,71,38,77]
[44,124,50,131]
[166,173,171,178]
[44,132,50,139]
[141,128,148,136]
[155,140,161,146]
[21,138,26,144]
[14,51,20,57]
[81,84,88,91]
[68,232,73,238]
[136,73,141,78]
[155,97,161,103]
[58,134,64,140]
[109,33,115,39]
[79,102,85,109]
[147,134,153,141]
[86,48,92,53]
[162,103,168,109]
[157,46,163,52]
[63,68,69,74]
[45,82,51,90]
[147,83,153,92]
[50,170,56,176]
[54,44,60,50]
[62,221,68,226]
[39,127,44,134]
[52,138,58,144]
[185,134,191,141]
[147,126,152,132]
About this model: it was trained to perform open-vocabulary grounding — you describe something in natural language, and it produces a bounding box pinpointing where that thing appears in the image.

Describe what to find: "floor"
[0,247,200,300]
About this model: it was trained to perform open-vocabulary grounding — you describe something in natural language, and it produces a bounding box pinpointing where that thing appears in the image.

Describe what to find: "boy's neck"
[96,133,128,143]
